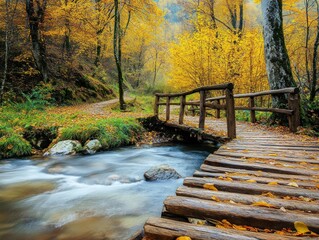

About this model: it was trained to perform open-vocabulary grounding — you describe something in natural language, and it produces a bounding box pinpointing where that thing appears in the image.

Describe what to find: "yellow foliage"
[203,183,218,191]
[251,201,275,208]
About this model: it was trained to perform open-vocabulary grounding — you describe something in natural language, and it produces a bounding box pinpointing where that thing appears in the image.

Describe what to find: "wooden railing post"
[288,93,300,132]
[179,95,186,124]
[166,96,171,121]
[154,95,160,117]
[199,90,206,129]
[249,96,256,123]
[225,87,236,139]
[216,99,221,119]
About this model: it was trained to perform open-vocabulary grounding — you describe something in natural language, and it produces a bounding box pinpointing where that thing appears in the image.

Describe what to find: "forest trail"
[143,117,319,239]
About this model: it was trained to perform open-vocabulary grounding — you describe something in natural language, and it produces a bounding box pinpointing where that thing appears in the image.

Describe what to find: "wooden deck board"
[142,118,319,239]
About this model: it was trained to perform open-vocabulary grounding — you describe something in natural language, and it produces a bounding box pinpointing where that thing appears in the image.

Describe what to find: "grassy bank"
[0,103,145,159]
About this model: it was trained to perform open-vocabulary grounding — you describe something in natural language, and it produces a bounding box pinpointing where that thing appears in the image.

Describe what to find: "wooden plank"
[164,196,319,231]
[221,144,319,152]
[213,152,319,164]
[183,177,319,199]
[193,170,319,189]
[235,107,294,115]
[154,95,160,116]
[205,156,319,175]
[200,164,319,182]
[143,217,305,240]
[176,186,319,213]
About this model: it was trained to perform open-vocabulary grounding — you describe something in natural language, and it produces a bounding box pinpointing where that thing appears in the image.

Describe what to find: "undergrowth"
[0,90,145,159]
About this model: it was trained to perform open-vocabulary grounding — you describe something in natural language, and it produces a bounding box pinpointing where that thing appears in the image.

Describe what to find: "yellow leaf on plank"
[316,184,319,189]
[211,196,221,202]
[268,182,278,185]
[246,179,257,183]
[176,236,192,240]
[251,201,275,208]
[294,221,310,234]
[261,192,276,198]
[268,153,278,157]
[203,183,218,191]
[288,182,299,188]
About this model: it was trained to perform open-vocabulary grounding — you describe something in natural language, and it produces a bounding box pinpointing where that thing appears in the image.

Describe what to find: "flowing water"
[0,144,214,240]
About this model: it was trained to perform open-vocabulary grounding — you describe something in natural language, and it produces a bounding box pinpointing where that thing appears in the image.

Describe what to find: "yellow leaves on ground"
[261,192,276,198]
[288,182,299,188]
[294,221,318,236]
[268,181,278,185]
[203,183,218,191]
[251,201,275,208]
[294,221,310,234]
[176,236,192,240]
[211,196,221,202]
[246,179,257,183]
[218,176,233,181]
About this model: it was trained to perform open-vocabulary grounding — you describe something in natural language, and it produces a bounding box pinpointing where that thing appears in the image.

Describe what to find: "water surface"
[0,144,213,240]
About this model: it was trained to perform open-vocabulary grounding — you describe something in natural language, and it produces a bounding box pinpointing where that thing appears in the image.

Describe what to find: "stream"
[0,143,215,240]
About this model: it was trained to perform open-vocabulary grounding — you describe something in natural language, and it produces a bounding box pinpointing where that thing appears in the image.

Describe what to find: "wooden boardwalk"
[143,118,319,240]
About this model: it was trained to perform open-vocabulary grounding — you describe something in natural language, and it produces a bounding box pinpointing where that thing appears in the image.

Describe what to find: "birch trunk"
[261,0,295,116]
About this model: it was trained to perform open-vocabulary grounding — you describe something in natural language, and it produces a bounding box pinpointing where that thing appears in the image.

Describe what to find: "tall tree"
[0,0,9,104]
[261,0,296,113]
[25,0,48,82]
[113,0,125,110]
[310,0,319,101]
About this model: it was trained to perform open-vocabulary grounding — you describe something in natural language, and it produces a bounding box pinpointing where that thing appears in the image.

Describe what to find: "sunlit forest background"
[0,0,318,111]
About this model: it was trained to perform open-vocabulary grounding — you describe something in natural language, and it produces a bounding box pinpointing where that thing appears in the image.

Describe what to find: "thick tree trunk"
[310,0,319,102]
[261,0,296,117]
[25,0,48,82]
[0,0,9,104]
[113,0,125,110]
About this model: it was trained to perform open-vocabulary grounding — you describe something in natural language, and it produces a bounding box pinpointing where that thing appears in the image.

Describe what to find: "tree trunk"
[261,0,296,122]
[113,0,125,110]
[310,0,319,102]
[25,0,48,82]
[0,0,9,104]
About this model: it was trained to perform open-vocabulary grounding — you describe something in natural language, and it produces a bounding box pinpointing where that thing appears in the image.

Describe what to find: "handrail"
[154,84,301,138]
[155,83,233,98]
[154,83,236,139]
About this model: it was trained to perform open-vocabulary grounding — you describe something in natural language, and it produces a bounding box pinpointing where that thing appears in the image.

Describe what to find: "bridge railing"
[206,87,300,133]
[154,83,236,139]
[154,84,301,138]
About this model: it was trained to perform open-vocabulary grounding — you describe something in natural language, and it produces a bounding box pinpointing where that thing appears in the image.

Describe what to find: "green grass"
[0,98,144,159]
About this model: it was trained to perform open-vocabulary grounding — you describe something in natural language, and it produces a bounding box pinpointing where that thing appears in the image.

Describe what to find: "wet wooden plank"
[193,170,319,189]
[176,186,319,213]
[200,164,319,182]
[164,196,319,231]
[204,157,319,176]
[143,217,307,240]
[183,177,319,199]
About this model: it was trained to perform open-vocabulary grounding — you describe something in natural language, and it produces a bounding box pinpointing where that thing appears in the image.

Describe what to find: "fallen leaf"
[251,201,275,208]
[261,192,276,198]
[268,182,278,185]
[229,200,236,204]
[294,221,310,234]
[188,218,206,225]
[288,182,299,188]
[211,196,221,202]
[218,176,233,181]
[280,207,287,212]
[176,236,192,240]
[268,153,278,157]
[316,184,319,189]
[203,183,218,191]
[246,179,257,183]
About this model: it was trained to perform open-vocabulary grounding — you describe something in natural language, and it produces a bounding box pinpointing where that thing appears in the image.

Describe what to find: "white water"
[0,144,212,240]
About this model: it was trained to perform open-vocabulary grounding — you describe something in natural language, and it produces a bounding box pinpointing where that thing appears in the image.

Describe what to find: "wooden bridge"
[141,84,319,240]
